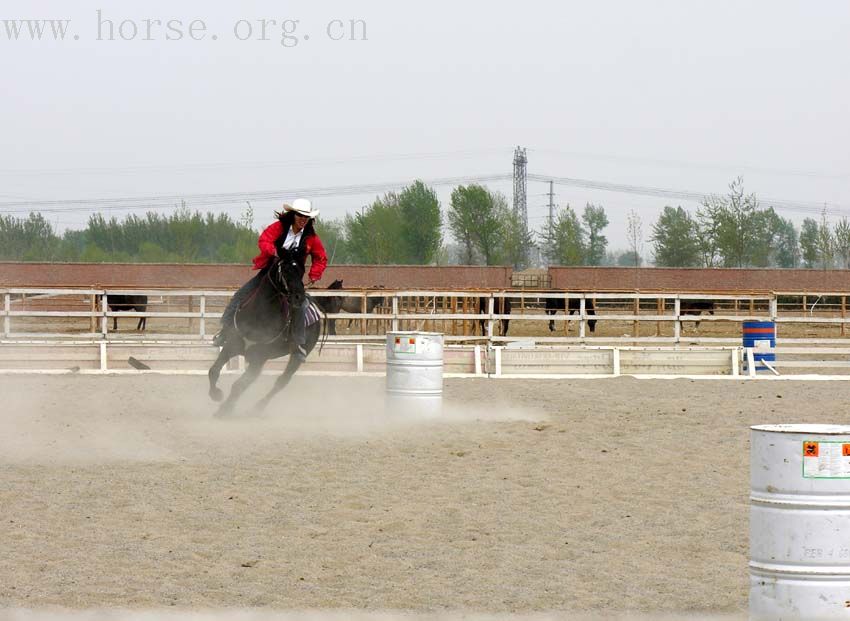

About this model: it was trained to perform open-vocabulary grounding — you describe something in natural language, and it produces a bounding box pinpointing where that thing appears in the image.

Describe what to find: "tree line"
[0,177,844,268]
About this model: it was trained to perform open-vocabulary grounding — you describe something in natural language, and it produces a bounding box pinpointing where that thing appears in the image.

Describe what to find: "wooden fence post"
[656,297,662,336]
[633,296,639,337]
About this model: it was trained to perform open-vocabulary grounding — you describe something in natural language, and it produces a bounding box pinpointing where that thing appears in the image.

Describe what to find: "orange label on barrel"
[804,442,819,457]
[843,444,850,457]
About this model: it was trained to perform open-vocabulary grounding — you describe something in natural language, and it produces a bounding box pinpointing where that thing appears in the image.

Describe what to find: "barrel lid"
[387,331,443,337]
[751,424,850,435]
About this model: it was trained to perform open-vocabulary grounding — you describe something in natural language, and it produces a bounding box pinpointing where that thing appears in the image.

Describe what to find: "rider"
[213,198,328,362]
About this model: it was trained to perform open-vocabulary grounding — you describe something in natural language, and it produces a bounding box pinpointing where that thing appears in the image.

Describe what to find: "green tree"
[651,206,701,267]
[0,213,60,261]
[448,185,504,265]
[344,193,407,264]
[582,203,608,266]
[698,177,762,267]
[318,218,351,264]
[542,204,585,266]
[772,216,800,268]
[695,207,720,267]
[398,180,442,264]
[493,193,534,268]
[447,185,482,264]
[617,250,643,267]
[817,210,835,269]
[748,208,782,268]
[833,217,850,268]
[625,209,642,267]
[3,208,258,263]
[799,218,820,268]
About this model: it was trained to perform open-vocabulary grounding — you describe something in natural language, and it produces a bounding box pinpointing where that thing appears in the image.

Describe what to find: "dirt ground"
[2,373,847,619]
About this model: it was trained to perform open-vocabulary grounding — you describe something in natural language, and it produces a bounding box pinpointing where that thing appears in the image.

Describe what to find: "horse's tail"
[309,296,330,355]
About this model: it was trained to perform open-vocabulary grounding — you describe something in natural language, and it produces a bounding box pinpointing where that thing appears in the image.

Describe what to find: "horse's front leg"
[208,339,241,401]
[214,356,264,418]
[255,354,301,414]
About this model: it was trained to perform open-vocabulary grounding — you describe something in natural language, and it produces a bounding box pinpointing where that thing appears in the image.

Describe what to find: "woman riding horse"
[214,199,328,362]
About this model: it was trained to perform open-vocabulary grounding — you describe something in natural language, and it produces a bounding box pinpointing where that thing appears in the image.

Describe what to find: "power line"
[0,171,844,221]
[529,148,850,180]
[529,173,849,216]
[0,174,513,215]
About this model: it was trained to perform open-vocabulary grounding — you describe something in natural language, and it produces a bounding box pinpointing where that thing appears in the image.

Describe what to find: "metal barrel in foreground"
[385,331,443,416]
[750,424,850,620]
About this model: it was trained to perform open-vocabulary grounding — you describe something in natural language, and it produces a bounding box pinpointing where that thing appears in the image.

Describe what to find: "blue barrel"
[743,321,776,371]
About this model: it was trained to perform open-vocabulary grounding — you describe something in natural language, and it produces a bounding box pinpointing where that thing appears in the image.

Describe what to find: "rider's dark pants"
[286,274,307,348]
[220,271,263,331]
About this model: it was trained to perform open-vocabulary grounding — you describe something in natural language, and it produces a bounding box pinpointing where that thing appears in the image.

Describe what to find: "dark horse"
[207,258,324,417]
[318,279,385,335]
[477,296,511,336]
[104,294,148,331]
[679,299,715,329]
[545,295,597,333]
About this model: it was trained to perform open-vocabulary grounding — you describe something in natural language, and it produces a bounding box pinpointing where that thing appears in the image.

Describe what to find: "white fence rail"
[1,286,847,340]
[4,287,850,375]
[0,340,751,378]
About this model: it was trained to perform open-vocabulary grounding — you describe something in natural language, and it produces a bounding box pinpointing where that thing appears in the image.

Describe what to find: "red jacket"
[251,220,328,282]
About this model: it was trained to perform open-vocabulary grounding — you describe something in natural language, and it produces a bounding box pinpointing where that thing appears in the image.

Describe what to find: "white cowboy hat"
[283,198,320,218]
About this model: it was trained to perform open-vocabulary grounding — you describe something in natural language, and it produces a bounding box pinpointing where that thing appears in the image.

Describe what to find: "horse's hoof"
[209,387,224,402]
[213,406,233,419]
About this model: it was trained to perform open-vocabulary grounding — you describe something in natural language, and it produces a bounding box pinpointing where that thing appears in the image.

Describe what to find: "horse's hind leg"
[214,357,265,418]
[255,355,300,414]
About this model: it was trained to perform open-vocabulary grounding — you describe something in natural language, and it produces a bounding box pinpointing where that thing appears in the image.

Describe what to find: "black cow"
[105,294,148,331]
[679,300,715,329]
[544,296,597,333]
[477,297,511,336]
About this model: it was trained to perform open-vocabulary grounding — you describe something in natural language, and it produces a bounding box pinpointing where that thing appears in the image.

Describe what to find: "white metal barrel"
[385,331,443,416]
[750,424,850,620]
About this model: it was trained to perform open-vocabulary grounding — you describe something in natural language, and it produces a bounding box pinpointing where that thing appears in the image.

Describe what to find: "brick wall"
[4,262,844,293]
[0,263,513,290]
[549,267,850,293]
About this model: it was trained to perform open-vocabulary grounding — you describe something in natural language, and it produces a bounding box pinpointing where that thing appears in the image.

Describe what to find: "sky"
[1,0,848,256]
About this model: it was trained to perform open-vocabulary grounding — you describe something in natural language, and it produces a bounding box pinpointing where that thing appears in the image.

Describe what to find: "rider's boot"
[212,330,227,347]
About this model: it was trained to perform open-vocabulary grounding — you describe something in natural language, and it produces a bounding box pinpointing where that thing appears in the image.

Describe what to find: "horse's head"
[313,278,345,313]
[269,257,303,294]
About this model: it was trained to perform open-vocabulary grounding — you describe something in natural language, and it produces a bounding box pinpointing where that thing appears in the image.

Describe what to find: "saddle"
[233,289,321,345]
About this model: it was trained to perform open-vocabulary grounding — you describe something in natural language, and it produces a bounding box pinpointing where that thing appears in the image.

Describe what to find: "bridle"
[266,258,295,297]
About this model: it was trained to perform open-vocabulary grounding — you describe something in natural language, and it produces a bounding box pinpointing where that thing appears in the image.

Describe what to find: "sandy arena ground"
[1,373,846,620]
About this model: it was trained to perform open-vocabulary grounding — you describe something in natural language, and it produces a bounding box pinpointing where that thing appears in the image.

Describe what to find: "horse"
[318,279,385,335]
[207,258,325,418]
[679,299,715,329]
[477,296,511,336]
[544,295,597,333]
[103,293,148,331]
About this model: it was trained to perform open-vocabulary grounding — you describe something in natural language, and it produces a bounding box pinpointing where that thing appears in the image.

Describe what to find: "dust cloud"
[0,374,545,465]
[7,374,801,615]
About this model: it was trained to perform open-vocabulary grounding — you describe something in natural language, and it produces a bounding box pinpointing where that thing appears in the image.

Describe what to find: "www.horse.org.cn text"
[1,11,369,47]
